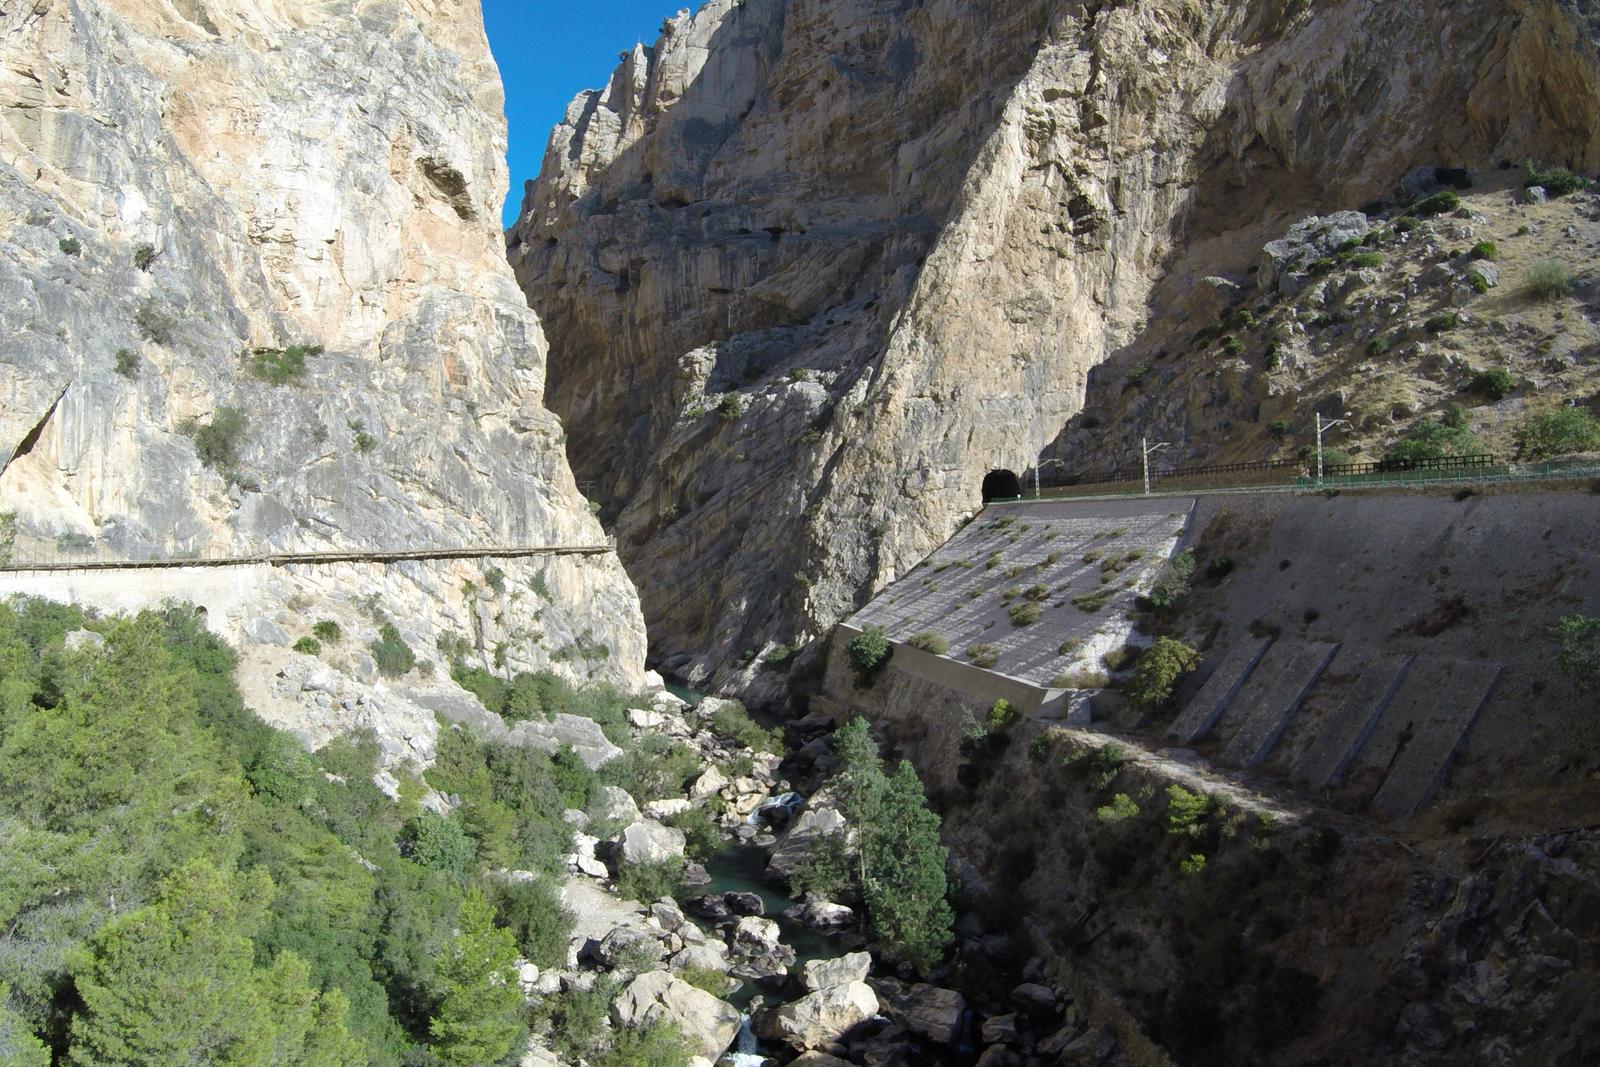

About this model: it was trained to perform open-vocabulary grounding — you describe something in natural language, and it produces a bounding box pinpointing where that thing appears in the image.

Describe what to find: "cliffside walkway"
[0,542,614,574]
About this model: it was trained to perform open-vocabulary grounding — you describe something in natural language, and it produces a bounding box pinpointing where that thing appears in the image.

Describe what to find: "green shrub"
[1350,252,1384,268]
[1468,271,1492,294]
[1387,417,1484,462]
[188,407,248,472]
[1513,407,1600,459]
[665,809,724,863]
[1220,335,1245,357]
[247,344,321,385]
[762,643,795,670]
[133,242,158,270]
[113,348,140,379]
[716,393,743,421]
[1126,363,1152,387]
[846,625,893,687]
[1268,418,1292,437]
[987,699,1018,730]
[677,967,731,998]
[490,876,573,969]
[348,418,377,454]
[370,622,416,678]
[292,635,321,656]
[1147,549,1197,611]
[1470,241,1498,261]
[966,644,1000,669]
[1179,853,1207,875]
[1549,614,1600,685]
[1366,334,1392,356]
[402,811,476,879]
[709,700,781,754]
[906,631,950,655]
[616,859,684,904]
[1086,744,1126,788]
[1164,785,1210,835]
[1524,161,1589,197]
[312,619,342,643]
[1525,259,1573,301]
[1308,257,1335,275]
[1124,637,1201,709]
[1411,190,1460,217]
[59,236,81,256]
[1095,793,1140,824]
[1007,601,1042,627]
[1072,589,1114,614]
[1468,368,1515,401]
[1394,216,1420,233]
[1424,312,1459,333]
[135,299,177,344]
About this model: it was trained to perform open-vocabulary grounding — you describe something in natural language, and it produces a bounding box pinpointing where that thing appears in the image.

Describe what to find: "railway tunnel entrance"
[981,469,1023,503]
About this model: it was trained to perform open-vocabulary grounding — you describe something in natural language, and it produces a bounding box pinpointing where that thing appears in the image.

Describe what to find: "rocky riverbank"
[509,683,1107,1067]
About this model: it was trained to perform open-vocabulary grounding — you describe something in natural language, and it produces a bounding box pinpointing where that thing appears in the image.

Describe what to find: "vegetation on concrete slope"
[846,624,893,687]
[1125,638,1202,709]
[0,597,687,1067]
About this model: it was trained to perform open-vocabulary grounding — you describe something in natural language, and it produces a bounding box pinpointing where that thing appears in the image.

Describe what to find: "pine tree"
[66,860,361,1066]
[861,760,954,975]
[429,888,525,1066]
[0,983,49,1067]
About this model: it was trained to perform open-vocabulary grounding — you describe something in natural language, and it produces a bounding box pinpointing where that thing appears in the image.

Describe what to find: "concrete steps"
[1167,637,1273,745]
[1290,653,1414,790]
[1218,641,1341,768]
[1369,658,1502,818]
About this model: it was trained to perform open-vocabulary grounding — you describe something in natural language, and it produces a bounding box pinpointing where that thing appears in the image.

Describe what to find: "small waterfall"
[720,1013,765,1066]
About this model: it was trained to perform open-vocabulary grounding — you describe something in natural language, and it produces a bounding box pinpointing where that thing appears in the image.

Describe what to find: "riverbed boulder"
[874,978,967,1045]
[731,916,783,954]
[789,1054,855,1067]
[671,942,730,973]
[765,803,848,882]
[726,891,766,916]
[689,893,732,921]
[619,819,686,865]
[1010,981,1060,1021]
[784,896,856,929]
[612,970,742,1062]
[595,926,666,971]
[690,765,728,801]
[594,785,642,826]
[802,952,872,992]
[755,980,879,1051]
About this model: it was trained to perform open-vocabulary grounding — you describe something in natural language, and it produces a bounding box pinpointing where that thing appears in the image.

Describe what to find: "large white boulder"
[611,970,742,1061]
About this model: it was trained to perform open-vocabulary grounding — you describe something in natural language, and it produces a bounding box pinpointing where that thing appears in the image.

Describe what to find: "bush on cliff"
[846,625,893,687]
[1125,638,1202,709]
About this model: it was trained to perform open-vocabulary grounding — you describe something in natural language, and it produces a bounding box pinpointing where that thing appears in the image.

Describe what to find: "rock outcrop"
[511,0,1600,688]
[0,1,647,721]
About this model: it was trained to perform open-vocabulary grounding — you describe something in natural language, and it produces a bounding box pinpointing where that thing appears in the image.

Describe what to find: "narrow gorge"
[3,1,1600,1065]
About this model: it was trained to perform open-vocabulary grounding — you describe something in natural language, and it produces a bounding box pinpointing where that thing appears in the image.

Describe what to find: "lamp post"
[1142,438,1169,496]
[1315,412,1352,484]
[1033,458,1067,498]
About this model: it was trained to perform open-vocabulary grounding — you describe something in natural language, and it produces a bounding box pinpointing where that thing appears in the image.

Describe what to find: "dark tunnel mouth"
[981,469,1023,503]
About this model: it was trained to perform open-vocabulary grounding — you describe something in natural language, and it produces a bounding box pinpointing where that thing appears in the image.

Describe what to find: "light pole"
[1142,437,1169,496]
[1315,412,1352,484]
[1033,458,1067,498]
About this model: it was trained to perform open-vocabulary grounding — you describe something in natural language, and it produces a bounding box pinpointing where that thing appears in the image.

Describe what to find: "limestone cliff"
[511,0,1600,690]
[0,0,648,734]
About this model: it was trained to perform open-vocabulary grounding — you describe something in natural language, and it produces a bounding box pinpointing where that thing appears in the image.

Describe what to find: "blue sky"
[483,1,689,228]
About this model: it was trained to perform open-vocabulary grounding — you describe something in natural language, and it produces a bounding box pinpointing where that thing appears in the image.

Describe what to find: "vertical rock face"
[0,0,646,688]
[511,0,1600,689]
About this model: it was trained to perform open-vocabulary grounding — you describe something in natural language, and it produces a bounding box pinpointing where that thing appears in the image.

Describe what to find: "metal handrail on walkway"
[0,541,614,575]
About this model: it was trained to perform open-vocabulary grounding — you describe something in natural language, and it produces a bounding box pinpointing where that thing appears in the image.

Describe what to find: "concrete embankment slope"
[824,486,1600,818]
[816,487,1600,1066]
